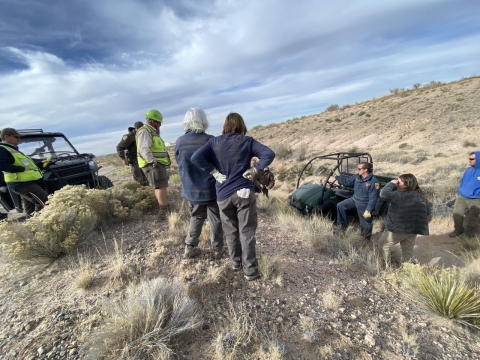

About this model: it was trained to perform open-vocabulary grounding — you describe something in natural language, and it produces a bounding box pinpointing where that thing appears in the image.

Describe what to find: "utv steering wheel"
[325,169,341,188]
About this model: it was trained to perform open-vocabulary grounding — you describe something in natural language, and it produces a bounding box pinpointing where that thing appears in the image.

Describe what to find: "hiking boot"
[183,245,201,259]
[158,205,169,221]
[244,273,261,281]
[232,261,241,272]
[449,231,463,238]
[213,248,224,260]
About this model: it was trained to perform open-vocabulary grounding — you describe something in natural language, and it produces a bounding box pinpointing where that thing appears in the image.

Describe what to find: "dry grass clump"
[72,254,97,290]
[214,298,256,360]
[169,173,181,185]
[372,151,414,164]
[256,338,288,359]
[293,143,309,161]
[270,142,292,159]
[321,289,342,311]
[106,182,158,220]
[299,315,316,343]
[108,238,137,285]
[168,212,189,242]
[84,277,201,359]
[399,264,480,327]
[317,344,334,359]
[258,254,283,280]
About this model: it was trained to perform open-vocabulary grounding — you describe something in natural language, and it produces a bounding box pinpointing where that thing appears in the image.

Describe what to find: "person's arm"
[367,181,380,212]
[136,129,155,164]
[337,175,355,187]
[0,148,25,173]
[253,173,262,188]
[251,140,275,171]
[426,199,433,222]
[379,181,403,204]
[267,173,275,189]
[191,141,215,173]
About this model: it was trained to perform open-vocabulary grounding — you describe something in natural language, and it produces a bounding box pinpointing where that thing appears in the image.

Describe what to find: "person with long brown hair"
[191,112,275,281]
[378,173,432,265]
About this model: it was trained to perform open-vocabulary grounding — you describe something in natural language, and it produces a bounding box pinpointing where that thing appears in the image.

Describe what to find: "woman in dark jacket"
[379,173,432,264]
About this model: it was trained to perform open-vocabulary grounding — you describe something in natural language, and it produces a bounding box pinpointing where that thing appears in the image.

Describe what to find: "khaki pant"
[130,162,149,186]
[453,194,480,236]
[217,191,258,276]
[379,231,417,264]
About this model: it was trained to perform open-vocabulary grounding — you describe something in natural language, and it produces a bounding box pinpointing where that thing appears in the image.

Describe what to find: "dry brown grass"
[84,277,201,359]
[213,298,256,360]
[321,289,342,311]
[258,254,283,280]
[72,254,96,290]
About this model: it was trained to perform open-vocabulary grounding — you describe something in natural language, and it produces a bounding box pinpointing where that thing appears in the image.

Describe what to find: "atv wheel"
[94,175,114,189]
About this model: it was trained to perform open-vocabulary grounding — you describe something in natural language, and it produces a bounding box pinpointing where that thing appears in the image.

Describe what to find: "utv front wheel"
[94,175,114,189]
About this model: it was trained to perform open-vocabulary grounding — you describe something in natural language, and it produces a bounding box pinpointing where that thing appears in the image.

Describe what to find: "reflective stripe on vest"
[136,125,171,168]
[0,145,43,183]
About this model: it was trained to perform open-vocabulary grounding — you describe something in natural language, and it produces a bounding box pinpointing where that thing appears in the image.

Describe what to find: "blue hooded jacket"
[458,151,480,199]
[175,130,216,204]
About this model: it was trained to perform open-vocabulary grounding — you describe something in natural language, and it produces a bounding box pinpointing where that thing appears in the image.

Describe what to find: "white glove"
[210,168,226,184]
[243,167,256,180]
[363,210,371,219]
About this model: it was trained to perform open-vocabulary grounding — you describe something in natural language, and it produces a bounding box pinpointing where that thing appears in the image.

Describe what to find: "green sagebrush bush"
[0,182,157,264]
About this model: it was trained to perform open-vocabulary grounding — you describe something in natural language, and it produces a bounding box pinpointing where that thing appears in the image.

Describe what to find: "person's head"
[468,152,476,167]
[222,112,247,135]
[397,173,421,192]
[183,108,209,133]
[128,127,135,133]
[134,121,144,131]
[145,109,163,130]
[1,128,20,146]
[250,158,257,168]
[263,166,270,173]
[357,162,372,178]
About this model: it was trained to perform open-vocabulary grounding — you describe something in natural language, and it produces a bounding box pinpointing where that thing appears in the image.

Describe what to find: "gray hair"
[183,108,209,133]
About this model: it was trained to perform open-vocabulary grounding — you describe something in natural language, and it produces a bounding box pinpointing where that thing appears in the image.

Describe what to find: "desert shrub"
[169,173,181,185]
[373,151,414,164]
[398,143,408,149]
[347,145,359,153]
[277,166,287,181]
[293,143,308,161]
[399,264,480,326]
[358,111,366,116]
[84,278,201,359]
[258,254,283,280]
[413,83,421,89]
[0,186,98,263]
[270,142,292,159]
[326,104,339,112]
[463,140,477,148]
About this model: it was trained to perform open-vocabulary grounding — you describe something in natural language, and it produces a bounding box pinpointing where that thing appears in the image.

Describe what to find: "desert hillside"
[1,77,480,360]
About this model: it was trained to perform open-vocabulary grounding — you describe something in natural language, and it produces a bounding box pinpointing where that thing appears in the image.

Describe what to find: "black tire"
[94,175,114,189]
[0,212,7,221]
[318,199,337,222]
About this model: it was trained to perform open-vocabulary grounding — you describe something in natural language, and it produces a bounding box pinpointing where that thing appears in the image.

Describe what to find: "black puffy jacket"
[380,182,432,235]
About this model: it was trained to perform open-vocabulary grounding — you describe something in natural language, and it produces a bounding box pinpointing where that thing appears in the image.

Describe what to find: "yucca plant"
[409,266,480,326]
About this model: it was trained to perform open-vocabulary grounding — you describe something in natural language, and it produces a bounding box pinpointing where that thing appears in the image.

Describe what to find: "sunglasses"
[469,158,476,161]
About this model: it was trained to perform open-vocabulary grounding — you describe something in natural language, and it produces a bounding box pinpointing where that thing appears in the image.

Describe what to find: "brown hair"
[398,173,425,196]
[359,162,373,173]
[222,113,247,135]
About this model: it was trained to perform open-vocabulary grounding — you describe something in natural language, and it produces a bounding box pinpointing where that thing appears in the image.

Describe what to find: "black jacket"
[380,182,432,235]
[116,130,137,160]
[253,170,275,190]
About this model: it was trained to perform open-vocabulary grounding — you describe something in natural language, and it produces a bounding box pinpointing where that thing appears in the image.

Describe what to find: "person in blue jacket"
[450,151,480,239]
[175,108,224,259]
[191,113,275,281]
[335,162,380,240]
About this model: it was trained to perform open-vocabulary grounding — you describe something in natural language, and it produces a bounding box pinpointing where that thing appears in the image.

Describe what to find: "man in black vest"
[116,121,148,186]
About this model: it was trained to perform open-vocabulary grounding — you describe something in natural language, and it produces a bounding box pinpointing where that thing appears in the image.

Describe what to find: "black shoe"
[232,262,241,272]
[244,273,261,281]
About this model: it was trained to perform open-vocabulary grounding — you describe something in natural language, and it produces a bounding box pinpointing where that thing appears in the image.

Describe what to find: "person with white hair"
[175,108,224,259]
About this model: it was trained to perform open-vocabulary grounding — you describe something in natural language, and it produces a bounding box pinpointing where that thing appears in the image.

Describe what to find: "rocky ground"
[2,77,480,359]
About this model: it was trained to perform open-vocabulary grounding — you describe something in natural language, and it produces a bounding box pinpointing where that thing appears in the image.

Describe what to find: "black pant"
[11,183,49,216]
[261,188,269,198]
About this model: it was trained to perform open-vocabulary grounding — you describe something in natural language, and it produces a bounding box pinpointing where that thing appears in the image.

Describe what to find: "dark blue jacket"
[458,151,480,199]
[191,133,275,201]
[337,172,380,212]
[175,130,216,204]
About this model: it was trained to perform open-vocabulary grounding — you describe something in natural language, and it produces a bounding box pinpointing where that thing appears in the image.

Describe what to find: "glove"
[363,210,371,219]
[211,168,226,184]
[243,167,256,180]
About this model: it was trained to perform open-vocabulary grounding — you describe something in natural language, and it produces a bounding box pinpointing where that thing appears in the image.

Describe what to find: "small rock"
[232,281,240,289]
[277,316,284,324]
[364,334,375,347]
[37,346,46,355]
[19,281,27,287]
[69,348,78,356]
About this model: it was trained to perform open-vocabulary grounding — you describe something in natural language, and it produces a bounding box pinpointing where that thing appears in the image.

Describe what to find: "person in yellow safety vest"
[0,128,49,216]
[136,109,171,220]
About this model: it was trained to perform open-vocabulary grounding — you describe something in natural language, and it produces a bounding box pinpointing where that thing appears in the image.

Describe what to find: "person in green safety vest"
[0,128,49,216]
[136,109,171,220]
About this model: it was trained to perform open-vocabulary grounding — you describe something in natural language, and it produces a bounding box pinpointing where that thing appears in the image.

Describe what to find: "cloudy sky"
[1,0,479,155]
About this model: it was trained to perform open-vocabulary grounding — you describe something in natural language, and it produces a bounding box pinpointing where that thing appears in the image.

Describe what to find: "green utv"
[289,152,394,220]
[0,129,113,220]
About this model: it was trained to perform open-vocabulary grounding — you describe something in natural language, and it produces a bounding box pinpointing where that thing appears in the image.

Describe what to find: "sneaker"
[158,205,169,221]
[213,248,224,260]
[183,245,201,259]
[232,261,241,272]
[244,273,261,281]
[449,231,463,238]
